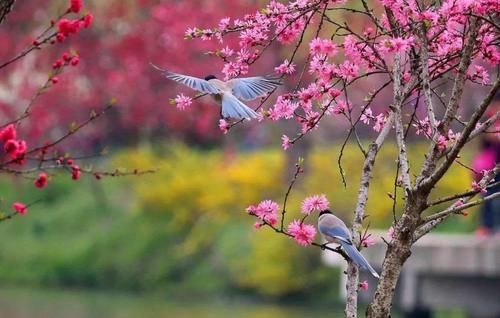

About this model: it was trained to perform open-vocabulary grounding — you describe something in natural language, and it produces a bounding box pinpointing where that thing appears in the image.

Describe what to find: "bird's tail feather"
[222,94,258,120]
[341,241,380,279]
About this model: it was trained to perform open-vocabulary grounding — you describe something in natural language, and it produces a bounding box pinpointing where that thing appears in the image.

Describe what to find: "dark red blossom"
[4,139,19,153]
[34,172,48,189]
[13,202,28,215]
[63,52,72,62]
[69,0,83,13]
[82,14,93,28]
[71,165,81,180]
[57,19,79,35]
[52,59,63,69]
[0,124,17,143]
[56,33,65,42]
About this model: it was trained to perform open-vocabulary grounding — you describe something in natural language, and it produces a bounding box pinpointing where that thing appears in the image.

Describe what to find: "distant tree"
[0,0,154,221]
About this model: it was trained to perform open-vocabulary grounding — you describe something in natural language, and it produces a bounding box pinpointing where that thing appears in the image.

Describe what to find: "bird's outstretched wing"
[227,76,281,101]
[221,94,259,120]
[151,63,221,94]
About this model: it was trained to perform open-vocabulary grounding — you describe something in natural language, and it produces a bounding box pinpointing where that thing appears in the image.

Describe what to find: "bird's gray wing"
[227,76,281,101]
[151,64,221,94]
[319,226,352,244]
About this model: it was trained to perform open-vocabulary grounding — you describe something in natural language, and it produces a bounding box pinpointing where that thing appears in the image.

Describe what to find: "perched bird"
[318,209,380,278]
[151,64,281,120]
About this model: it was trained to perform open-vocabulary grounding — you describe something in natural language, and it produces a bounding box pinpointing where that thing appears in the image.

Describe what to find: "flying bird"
[151,64,281,120]
[318,209,380,278]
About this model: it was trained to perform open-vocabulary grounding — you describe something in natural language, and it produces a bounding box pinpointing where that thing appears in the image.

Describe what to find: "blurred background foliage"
[0,142,475,300]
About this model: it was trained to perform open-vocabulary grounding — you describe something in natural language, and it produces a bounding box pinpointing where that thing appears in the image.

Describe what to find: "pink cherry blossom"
[333,99,352,115]
[218,17,231,32]
[287,220,316,246]
[269,96,298,120]
[379,36,415,54]
[361,234,376,248]
[281,135,291,150]
[437,135,447,151]
[301,194,329,215]
[275,60,296,74]
[220,46,234,57]
[309,37,337,57]
[218,119,229,134]
[247,200,280,225]
[360,107,373,125]
[413,117,438,137]
[174,94,192,110]
[373,113,387,132]
[468,65,490,85]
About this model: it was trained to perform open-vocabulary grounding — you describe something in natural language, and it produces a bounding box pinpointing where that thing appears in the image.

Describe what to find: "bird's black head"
[204,74,217,81]
[319,209,333,217]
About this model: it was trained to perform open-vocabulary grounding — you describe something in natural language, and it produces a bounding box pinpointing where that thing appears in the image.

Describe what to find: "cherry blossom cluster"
[0,125,27,165]
[56,0,93,43]
[55,157,81,180]
[29,0,93,49]
[50,51,81,84]
[53,52,80,69]
[247,192,380,250]
[181,0,498,152]
[186,0,326,80]
[247,194,327,246]
[247,199,280,226]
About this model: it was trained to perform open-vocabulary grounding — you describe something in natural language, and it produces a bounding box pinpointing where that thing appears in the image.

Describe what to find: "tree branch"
[418,25,438,133]
[415,164,500,240]
[415,18,480,189]
[392,52,412,193]
[415,191,500,241]
[426,180,500,207]
[346,112,396,318]
[420,76,500,189]
[439,18,480,134]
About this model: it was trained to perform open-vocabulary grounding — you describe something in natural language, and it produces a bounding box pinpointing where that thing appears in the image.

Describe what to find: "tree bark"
[366,240,411,318]
[366,193,427,317]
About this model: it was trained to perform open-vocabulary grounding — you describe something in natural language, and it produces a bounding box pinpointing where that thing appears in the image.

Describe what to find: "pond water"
[0,287,344,318]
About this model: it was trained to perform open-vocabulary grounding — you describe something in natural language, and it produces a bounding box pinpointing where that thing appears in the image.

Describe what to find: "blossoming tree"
[182,0,499,317]
[0,0,153,220]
